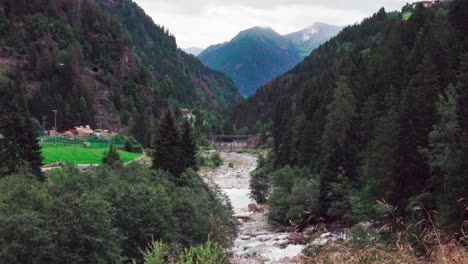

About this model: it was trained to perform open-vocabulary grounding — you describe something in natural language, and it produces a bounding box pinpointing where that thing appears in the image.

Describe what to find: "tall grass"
[139,239,230,264]
[302,200,467,263]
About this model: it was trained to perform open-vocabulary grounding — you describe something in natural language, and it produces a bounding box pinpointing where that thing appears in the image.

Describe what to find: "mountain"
[183,47,204,56]
[284,22,343,57]
[231,1,467,230]
[198,27,303,96]
[0,0,242,146]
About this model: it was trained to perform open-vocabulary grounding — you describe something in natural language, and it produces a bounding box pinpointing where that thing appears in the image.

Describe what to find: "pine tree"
[397,54,439,210]
[423,81,467,230]
[319,77,356,216]
[180,119,197,170]
[320,77,356,162]
[152,111,183,176]
[102,145,123,167]
[0,81,44,181]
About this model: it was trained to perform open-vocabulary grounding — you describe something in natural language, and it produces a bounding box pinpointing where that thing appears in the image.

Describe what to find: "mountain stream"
[200,152,304,263]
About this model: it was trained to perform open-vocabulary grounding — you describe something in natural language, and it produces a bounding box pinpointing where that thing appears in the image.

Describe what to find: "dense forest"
[0,0,242,146]
[236,0,467,233]
[0,75,237,263]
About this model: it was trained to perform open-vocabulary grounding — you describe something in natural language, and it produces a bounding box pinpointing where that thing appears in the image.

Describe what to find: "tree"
[423,84,467,231]
[319,77,356,217]
[180,119,197,170]
[102,145,123,167]
[0,80,44,181]
[152,111,183,177]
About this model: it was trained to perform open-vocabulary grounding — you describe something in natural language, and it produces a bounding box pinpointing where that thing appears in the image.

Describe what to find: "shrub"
[0,162,237,263]
[124,136,143,153]
[268,166,321,225]
[210,152,223,168]
[249,168,270,204]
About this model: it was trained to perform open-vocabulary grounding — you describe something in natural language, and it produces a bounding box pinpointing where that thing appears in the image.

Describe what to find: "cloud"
[133,0,409,48]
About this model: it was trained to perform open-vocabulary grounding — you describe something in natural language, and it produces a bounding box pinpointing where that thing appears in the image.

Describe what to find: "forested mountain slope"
[0,0,241,146]
[199,27,302,96]
[234,1,467,230]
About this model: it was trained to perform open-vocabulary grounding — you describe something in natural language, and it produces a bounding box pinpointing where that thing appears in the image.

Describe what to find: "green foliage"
[180,119,197,170]
[421,82,467,231]
[0,162,237,263]
[210,152,223,168]
[102,145,123,167]
[268,166,320,225]
[249,167,270,204]
[141,239,229,264]
[234,1,467,229]
[141,241,170,264]
[0,79,43,181]
[152,111,199,179]
[124,136,144,153]
[153,111,183,176]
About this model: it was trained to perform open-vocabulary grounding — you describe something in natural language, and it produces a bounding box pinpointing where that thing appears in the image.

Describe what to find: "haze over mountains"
[198,23,341,96]
[183,47,204,56]
[285,22,343,57]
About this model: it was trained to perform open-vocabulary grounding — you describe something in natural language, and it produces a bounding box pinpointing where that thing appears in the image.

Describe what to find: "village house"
[74,125,95,137]
[412,0,448,7]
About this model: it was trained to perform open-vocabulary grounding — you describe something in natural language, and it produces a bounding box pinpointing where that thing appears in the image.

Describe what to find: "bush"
[0,163,237,263]
[249,168,270,204]
[124,136,143,153]
[141,239,229,264]
[268,166,321,225]
[210,152,223,168]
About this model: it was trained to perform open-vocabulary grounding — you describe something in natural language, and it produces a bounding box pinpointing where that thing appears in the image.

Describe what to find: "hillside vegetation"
[0,0,241,146]
[235,0,467,238]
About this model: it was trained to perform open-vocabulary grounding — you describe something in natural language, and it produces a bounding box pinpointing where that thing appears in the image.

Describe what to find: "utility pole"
[42,116,47,143]
[52,110,57,145]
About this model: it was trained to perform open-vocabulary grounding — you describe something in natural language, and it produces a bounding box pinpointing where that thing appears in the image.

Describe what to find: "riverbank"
[200,152,305,263]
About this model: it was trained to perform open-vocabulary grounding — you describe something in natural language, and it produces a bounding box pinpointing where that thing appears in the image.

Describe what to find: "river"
[200,152,304,264]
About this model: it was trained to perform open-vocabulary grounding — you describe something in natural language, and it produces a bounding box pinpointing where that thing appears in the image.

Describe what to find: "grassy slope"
[41,146,142,164]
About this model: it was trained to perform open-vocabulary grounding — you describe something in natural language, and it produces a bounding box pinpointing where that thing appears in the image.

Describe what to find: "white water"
[200,152,304,264]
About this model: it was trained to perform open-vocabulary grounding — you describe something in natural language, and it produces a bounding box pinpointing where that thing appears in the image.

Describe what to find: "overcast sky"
[133,0,410,49]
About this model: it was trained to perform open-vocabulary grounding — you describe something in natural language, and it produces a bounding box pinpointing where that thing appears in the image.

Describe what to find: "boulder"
[287,232,305,244]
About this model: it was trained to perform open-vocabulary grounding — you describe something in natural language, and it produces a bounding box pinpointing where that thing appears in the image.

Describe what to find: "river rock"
[287,232,305,244]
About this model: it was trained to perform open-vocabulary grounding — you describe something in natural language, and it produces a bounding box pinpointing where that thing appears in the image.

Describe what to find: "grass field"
[41,145,142,165]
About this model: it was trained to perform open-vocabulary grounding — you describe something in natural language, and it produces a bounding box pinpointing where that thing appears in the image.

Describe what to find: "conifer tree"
[319,77,356,216]
[102,145,123,167]
[423,81,467,230]
[152,111,183,176]
[0,81,44,181]
[180,119,197,170]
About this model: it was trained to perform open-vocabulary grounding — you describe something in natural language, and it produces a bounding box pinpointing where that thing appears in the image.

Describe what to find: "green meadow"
[41,145,142,165]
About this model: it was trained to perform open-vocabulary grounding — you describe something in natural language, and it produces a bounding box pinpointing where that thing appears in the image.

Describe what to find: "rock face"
[200,152,305,263]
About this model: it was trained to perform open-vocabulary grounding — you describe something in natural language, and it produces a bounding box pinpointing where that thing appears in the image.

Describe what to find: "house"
[412,0,447,7]
[75,125,95,137]
[95,129,109,138]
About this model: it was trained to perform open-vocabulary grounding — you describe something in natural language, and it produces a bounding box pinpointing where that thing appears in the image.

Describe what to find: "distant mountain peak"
[285,22,343,57]
[199,26,302,96]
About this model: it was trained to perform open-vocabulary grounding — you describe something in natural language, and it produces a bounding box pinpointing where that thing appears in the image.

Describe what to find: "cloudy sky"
[133,0,409,49]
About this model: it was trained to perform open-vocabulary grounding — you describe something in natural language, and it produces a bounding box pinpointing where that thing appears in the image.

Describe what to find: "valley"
[0,0,466,263]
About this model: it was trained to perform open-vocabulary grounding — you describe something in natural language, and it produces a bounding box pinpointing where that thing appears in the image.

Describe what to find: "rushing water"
[200,152,304,264]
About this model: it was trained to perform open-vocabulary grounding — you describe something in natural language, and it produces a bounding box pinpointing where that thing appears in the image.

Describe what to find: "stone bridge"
[208,135,260,152]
